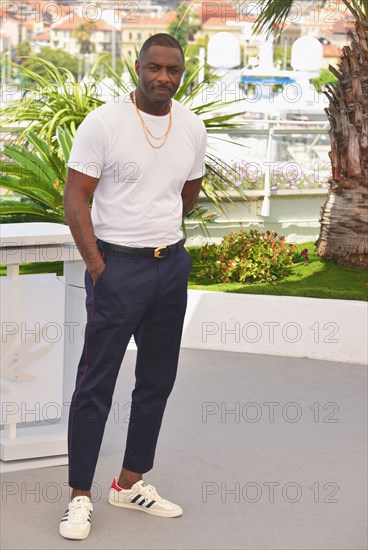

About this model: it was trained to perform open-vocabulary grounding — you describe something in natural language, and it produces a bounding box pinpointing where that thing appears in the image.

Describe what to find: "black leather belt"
[96,238,186,259]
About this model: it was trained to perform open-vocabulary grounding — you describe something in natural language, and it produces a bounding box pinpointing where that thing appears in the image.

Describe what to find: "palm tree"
[240,0,368,269]
[72,21,96,79]
[72,22,96,55]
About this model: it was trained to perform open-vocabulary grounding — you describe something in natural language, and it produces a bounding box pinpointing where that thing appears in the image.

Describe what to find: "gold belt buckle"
[154,245,168,259]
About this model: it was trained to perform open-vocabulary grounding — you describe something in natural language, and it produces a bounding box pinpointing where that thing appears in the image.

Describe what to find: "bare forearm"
[64,196,104,277]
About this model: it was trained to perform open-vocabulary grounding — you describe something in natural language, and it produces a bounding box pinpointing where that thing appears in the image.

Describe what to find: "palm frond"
[0,174,61,207]
[56,126,74,163]
[182,205,219,238]
[0,197,65,223]
[2,144,60,189]
[26,133,64,173]
[238,0,367,39]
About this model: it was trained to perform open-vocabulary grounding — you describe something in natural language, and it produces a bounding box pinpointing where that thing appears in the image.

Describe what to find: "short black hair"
[139,33,184,61]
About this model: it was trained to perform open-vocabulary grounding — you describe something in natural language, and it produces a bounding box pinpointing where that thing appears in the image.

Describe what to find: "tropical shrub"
[0,129,72,223]
[198,229,297,283]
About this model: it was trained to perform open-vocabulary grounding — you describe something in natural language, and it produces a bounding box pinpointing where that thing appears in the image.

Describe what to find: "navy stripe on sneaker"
[108,479,182,517]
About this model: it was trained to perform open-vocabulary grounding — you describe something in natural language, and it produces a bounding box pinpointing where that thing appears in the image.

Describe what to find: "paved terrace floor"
[1,349,367,550]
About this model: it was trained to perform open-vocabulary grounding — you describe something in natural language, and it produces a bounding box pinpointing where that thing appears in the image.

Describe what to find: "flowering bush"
[198,229,297,284]
[205,159,330,191]
[269,163,329,190]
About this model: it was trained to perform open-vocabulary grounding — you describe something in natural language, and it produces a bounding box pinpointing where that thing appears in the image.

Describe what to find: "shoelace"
[69,497,93,522]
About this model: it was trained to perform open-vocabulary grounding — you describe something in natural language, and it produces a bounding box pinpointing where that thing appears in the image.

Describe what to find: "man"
[59,33,207,540]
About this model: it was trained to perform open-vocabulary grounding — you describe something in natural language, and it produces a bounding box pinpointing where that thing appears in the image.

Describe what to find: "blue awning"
[241,77,296,84]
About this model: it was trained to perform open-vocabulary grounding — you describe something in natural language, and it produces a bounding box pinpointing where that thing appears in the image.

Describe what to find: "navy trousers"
[68,243,192,490]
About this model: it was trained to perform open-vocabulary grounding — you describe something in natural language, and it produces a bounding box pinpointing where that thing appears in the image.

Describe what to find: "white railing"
[206,120,330,216]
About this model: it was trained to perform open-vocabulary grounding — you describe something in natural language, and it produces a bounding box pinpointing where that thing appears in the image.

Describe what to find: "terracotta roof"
[197,1,238,23]
[323,44,342,57]
[0,10,18,21]
[87,19,120,31]
[202,17,230,28]
[51,14,119,32]
[202,15,256,27]
[4,0,33,8]
[1,1,72,22]
[34,32,50,41]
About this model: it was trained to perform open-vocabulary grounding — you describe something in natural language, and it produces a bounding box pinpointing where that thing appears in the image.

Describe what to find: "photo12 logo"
[202,321,340,344]
[1,2,140,25]
[202,480,340,504]
[201,401,340,423]
[1,481,102,504]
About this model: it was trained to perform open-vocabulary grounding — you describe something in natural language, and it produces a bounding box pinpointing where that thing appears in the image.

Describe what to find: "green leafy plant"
[1,58,105,144]
[0,128,72,223]
[310,68,338,94]
[168,2,202,48]
[20,47,80,83]
[197,229,297,284]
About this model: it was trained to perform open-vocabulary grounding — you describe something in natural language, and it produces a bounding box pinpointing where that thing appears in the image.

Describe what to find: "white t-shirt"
[67,92,207,246]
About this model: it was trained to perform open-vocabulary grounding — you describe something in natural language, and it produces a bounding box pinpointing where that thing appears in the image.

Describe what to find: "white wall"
[182,290,367,365]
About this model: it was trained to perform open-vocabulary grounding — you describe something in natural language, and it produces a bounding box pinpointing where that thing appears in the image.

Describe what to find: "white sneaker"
[59,496,93,540]
[109,478,183,518]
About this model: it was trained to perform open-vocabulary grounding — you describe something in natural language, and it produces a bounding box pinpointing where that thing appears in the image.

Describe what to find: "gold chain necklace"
[131,91,172,149]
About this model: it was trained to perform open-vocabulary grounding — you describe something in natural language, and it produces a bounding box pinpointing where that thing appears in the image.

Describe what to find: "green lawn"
[188,242,368,301]
[1,242,367,301]
[0,262,64,277]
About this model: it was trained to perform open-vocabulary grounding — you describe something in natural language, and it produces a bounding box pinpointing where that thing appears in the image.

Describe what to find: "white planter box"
[182,290,367,365]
